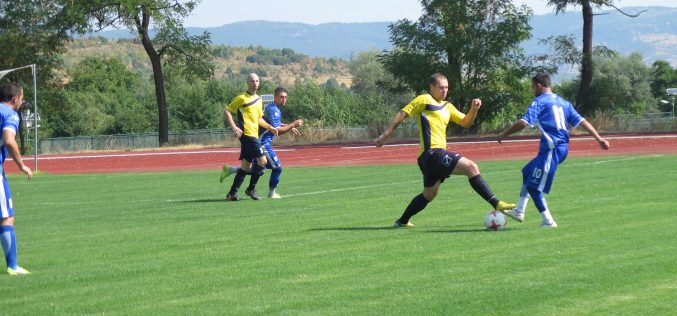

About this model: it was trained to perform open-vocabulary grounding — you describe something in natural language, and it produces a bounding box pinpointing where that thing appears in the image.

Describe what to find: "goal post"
[0,64,39,171]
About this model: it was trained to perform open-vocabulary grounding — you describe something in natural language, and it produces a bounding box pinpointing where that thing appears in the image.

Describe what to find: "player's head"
[0,82,24,109]
[247,73,260,92]
[274,87,288,107]
[428,73,449,101]
[531,74,552,96]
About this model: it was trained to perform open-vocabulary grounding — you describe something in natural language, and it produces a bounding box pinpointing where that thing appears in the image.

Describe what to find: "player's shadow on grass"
[309,227,395,231]
[172,198,225,203]
[309,225,487,233]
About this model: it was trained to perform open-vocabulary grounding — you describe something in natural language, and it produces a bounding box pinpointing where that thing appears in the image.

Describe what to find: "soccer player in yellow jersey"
[376,73,515,227]
[223,73,278,201]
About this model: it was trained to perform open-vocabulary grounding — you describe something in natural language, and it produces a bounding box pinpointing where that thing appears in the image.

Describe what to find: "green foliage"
[557,52,656,115]
[380,0,535,130]
[50,57,155,136]
[650,61,677,111]
[245,46,305,65]
[285,81,398,127]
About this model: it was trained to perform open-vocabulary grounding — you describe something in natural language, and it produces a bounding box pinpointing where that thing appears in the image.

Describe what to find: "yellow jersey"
[401,94,465,155]
[226,92,263,138]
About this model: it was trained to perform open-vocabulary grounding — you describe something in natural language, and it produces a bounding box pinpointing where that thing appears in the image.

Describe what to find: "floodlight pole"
[667,88,677,118]
[31,64,38,171]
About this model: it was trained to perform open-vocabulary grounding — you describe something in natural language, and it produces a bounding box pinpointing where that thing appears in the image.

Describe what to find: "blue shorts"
[0,172,14,219]
[238,136,265,163]
[522,145,569,194]
[417,149,462,187]
[262,142,281,169]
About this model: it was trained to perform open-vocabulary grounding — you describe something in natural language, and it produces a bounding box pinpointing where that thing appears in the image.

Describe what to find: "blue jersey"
[521,93,584,151]
[0,103,20,167]
[259,102,283,145]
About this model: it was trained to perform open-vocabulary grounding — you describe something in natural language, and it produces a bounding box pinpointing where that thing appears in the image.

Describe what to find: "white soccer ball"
[484,211,507,231]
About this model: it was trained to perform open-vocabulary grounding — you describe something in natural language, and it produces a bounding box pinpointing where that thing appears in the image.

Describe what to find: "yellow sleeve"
[256,100,266,127]
[226,95,244,113]
[401,95,427,117]
[447,103,465,125]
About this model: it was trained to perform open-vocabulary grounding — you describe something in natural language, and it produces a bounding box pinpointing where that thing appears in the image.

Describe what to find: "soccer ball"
[484,211,507,231]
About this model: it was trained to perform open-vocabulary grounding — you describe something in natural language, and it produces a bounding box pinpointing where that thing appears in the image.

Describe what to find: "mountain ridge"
[94,6,677,65]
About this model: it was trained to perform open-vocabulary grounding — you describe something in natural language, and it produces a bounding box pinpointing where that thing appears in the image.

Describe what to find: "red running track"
[6,134,677,174]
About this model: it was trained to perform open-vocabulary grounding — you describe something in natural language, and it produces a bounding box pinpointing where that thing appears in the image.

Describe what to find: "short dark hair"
[532,74,551,88]
[274,87,288,95]
[0,82,23,102]
[429,73,447,86]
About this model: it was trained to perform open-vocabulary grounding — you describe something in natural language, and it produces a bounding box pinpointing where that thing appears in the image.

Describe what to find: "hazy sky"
[184,0,677,27]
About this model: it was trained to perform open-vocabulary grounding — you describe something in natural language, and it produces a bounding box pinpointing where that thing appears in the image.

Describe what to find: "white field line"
[16,148,296,161]
[30,155,661,205]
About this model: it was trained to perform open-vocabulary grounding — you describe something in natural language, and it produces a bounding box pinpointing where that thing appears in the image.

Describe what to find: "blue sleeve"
[566,102,584,127]
[1,111,19,134]
[521,100,540,126]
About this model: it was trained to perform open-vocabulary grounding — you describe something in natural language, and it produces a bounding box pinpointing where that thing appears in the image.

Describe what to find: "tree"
[557,52,655,115]
[65,0,214,146]
[650,61,676,107]
[379,0,538,128]
[0,0,84,153]
[546,0,644,113]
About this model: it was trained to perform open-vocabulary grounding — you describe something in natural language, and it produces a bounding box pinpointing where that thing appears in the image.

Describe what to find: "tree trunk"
[136,9,169,147]
[576,0,594,113]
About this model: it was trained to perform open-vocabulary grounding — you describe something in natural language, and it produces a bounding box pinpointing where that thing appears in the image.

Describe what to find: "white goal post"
[0,64,39,171]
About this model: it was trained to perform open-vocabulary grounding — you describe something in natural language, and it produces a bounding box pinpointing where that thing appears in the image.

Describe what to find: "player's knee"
[461,160,480,177]
[1,216,14,226]
[423,190,437,201]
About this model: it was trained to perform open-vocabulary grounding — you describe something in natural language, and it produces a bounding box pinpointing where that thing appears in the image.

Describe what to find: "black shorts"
[239,136,265,162]
[417,148,463,187]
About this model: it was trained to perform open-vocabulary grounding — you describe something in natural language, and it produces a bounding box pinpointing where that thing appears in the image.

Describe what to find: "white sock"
[540,209,555,224]
[229,167,238,174]
[516,185,529,213]
[269,187,276,195]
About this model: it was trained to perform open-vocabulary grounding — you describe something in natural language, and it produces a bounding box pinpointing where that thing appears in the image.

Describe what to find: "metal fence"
[34,115,676,154]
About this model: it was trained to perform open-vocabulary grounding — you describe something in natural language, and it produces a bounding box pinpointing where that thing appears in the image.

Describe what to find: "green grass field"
[1,155,676,315]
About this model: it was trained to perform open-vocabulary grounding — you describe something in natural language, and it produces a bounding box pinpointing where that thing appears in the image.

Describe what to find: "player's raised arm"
[459,98,482,128]
[376,110,409,147]
[276,119,304,136]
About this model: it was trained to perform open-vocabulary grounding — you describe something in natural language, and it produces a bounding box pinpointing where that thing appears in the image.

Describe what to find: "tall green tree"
[546,0,643,113]
[0,0,84,153]
[557,52,655,115]
[650,61,676,110]
[65,0,214,146]
[379,0,538,128]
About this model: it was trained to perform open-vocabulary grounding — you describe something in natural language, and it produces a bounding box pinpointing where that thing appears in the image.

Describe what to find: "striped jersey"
[401,94,465,155]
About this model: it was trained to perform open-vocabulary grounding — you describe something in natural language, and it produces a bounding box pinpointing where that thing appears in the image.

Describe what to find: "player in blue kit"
[221,87,304,198]
[497,74,610,228]
[0,83,33,275]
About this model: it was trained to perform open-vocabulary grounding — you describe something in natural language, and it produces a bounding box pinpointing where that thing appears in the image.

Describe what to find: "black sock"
[469,175,499,208]
[247,165,264,191]
[229,169,247,195]
[398,194,429,224]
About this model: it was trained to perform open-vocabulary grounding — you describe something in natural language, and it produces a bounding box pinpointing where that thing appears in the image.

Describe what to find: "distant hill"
[95,6,677,65]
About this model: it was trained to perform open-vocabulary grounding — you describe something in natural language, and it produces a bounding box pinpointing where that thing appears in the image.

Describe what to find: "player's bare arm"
[376,111,409,147]
[3,129,32,180]
[497,119,528,144]
[579,120,610,150]
[259,118,279,136]
[276,119,304,136]
[224,110,243,138]
[459,98,482,128]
